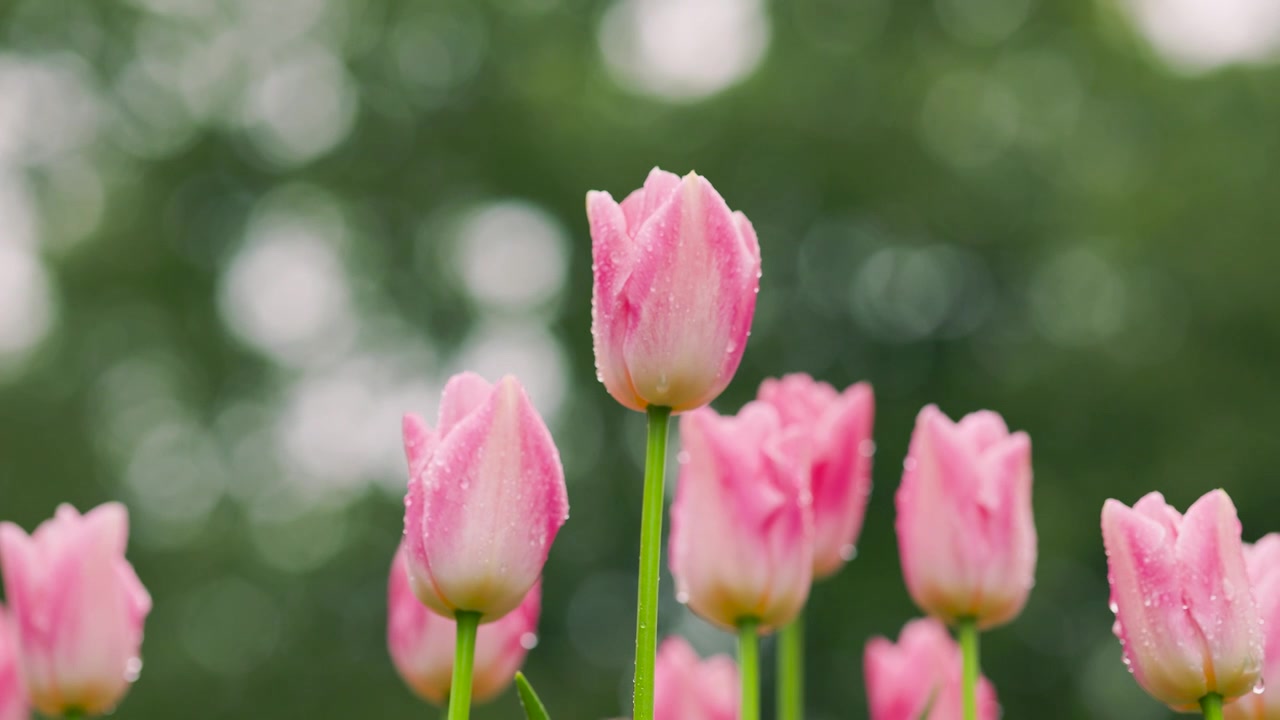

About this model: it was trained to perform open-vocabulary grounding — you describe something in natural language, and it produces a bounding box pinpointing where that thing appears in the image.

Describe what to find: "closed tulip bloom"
[864,618,999,720]
[0,503,151,717]
[587,167,761,413]
[1224,534,1280,720]
[1103,490,1263,709]
[669,402,813,631]
[402,372,568,622]
[388,545,539,705]
[0,608,27,720]
[895,405,1035,629]
[758,373,875,578]
[654,636,738,720]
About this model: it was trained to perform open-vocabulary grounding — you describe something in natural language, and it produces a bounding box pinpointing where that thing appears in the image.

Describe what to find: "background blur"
[1,0,1278,718]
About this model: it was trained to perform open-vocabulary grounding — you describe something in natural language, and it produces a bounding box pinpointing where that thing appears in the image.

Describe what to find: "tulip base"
[448,611,481,720]
[633,405,672,720]
[738,618,760,720]
[1201,693,1224,720]
[777,613,803,720]
[957,617,979,720]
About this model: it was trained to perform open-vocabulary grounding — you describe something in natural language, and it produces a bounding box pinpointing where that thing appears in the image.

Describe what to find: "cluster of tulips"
[0,168,1278,720]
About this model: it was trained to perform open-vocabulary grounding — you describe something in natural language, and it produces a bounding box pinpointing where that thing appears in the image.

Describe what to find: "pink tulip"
[1103,490,1264,710]
[402,372,568,622]
[895,405,1035,629]
[587,167,761,414]
[387,544,539,705]
[654,636,738,720]
[0,607,27,720]
[1223,533,1280,720]
[669,402,813,631]
[0,503,151,717]
[864,618,999,720]
[757,373,875,579]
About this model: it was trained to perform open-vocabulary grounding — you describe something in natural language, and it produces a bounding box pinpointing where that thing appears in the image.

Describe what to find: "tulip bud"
[402,372,569,622]
[388,544,539,705]
[895,405,1035,630]
[669,402,813,631]
[0,503,151,718]
[0,607,27,720]
[654,636,738,720]
[1224,533,1280,720]
[1103,490,1264,710]
[587,167,761,413]
[758,373,875,579]
[864,618,999,720]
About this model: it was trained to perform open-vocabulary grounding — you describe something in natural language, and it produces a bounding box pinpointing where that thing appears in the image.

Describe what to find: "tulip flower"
[388,544,540,705]
[587,167,761,414]
[0,607,27,720]
[1103,490,1264,715]
[895,405,1035,630]
[588,167,761,720]
[1224,533,1280,720]
[654,636,738,720]
[401,372,567,720]
[758,374,875,579]
[864,618,999,720]
[401,372,568,623]
[0,503,151,718]
[670,402,813,630]
[757,374,874,720]
[670,402,811,720]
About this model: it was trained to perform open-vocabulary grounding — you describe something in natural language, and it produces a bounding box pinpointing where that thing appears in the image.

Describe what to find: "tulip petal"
[436,372,495,437]
[1176,490,1263,699]
[620,167,682,235]
[587,190,643,411]
[402,413,438,481]
[1102,498,1208,707]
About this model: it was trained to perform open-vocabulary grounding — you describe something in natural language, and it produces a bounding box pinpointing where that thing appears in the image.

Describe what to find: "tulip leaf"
[515,672,551,720]
[915,687,939,720]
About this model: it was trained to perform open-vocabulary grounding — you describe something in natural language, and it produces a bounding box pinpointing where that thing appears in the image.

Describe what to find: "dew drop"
[1109,600,1119,614]
[1254,677,1266,695]
[675,591,689,604]
[520,632,539,650]
[859,440,876,458]
[677,451,691,465]
[125,657,143,682]
[839,544,857,561]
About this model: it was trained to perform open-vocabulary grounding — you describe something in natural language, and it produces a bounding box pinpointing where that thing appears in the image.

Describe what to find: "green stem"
[738,618,760,720]
[958,617,979,720]
[1201,693,1224,720]
[632,405,672,720]
[64,712,84,720]
[447,611,481,720]
[777,613,803,720]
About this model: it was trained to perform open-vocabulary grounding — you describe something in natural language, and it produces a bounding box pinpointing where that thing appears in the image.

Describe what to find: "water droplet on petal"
[839,544,857,561]
[520,632,539,650]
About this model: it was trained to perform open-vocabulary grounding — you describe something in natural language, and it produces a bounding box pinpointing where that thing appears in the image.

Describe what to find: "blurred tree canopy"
[2,0,1279,718]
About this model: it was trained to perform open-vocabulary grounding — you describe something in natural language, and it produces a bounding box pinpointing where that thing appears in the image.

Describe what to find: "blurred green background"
[2,0,1279,717]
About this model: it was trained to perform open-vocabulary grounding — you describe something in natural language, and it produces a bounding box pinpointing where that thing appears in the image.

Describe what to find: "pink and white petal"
[955,411,1010,454]
[1133,492,1183,539]
[1102,499,1208,706]
[1176,490,1263,699]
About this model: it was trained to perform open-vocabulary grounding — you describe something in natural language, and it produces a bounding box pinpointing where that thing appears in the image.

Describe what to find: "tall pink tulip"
[864,618,999,720]
[587,167,761,413]
[0,608,27,720]
[1224,534,1280,720]
[1103,490,1264,710]
[895,405,1035,629]
[758,374,875,579]
[388,545,539,705]
[0,503,151,718]
[654,636,738,720]
[669,402,813,631]
[402,372,568,622]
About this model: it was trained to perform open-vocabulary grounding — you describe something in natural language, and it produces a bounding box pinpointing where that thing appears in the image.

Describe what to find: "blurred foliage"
[2,0,1280,718]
